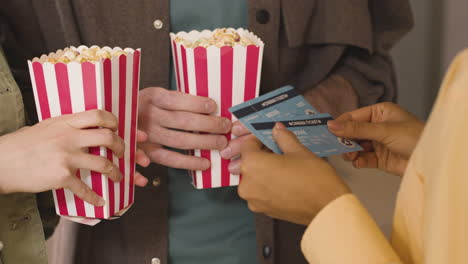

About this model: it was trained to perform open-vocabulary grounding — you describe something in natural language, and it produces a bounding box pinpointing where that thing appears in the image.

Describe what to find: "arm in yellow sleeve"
[301,194,402,264]
[302,48,468,264]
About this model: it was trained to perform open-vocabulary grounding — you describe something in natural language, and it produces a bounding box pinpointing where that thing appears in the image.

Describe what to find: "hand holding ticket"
[229,86,362,157]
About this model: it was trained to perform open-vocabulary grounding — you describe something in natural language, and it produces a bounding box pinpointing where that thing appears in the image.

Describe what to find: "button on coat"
[153,19,163,29]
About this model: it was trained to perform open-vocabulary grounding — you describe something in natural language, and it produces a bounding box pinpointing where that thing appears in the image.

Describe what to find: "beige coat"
[301,49,468,264]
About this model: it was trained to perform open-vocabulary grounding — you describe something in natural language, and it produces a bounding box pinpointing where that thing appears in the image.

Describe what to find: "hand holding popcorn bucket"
[170,28,264,189]
[28,46,141,225]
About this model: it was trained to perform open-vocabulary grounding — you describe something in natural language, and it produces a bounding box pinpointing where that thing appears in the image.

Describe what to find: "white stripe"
[232,46,247,108]
[186,48,203,188]
[68,62,95,218]
[51,191,61,215]
[27,62,43,121]
[229,46,248,186]
[131,54,141,202]
[255,46,264,98]
[111,57,121,212]
[124,54,134,206]
[42,63,61,118]
[206,47,222,188]
[95,62,110,218]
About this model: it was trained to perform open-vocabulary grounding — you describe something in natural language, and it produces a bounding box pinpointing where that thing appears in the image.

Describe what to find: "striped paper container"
[170,28,264,189]
[27,46,141,225]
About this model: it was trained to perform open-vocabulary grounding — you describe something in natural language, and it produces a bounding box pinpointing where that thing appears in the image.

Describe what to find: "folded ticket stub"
[229,85,362,156]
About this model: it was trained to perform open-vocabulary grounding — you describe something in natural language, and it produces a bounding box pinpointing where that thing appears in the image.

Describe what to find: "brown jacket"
[0,0,413,263]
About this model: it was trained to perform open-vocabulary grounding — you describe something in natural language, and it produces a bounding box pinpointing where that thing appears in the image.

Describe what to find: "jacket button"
[152,177,161,187]
[256,9,270,24]
[262,244,272,258]
[151,257,160,264]
[153,19,164,30]
[0,240,4,251]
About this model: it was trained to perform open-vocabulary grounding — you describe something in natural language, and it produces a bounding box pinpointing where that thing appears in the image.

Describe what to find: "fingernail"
[217,136,228,150]
[220,147,231,159]
[223,119,232,131]
[232,124,240,135]
[274,122,286,130]
[327,120,344,131]
[115,174,122,182]
[205,100,216,112]
[228,161,240,173]
[202,159,211,170]
[97,198,106,207]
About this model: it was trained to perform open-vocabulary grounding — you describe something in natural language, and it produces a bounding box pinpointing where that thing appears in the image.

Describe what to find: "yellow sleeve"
[397,48,468,264]
[301,194,402,264]
[302,48,468,264]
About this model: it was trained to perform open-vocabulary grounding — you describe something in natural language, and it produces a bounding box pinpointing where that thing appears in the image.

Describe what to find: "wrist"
[308,179,351,223]
[0,163,14,194]
[0,136,18,194]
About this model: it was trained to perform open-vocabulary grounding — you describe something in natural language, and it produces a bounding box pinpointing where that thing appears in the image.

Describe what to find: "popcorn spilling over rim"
[171,28,264,48]
[30,46,139,64]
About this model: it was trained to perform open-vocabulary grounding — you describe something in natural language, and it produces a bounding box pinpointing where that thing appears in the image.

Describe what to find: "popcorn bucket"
[170,28,264,189]
[27,46,141,225]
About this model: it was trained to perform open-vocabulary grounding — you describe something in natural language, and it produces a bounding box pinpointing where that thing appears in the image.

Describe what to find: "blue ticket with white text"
[229,85,362,156]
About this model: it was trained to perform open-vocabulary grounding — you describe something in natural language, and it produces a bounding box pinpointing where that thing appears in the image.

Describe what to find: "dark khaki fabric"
[0,193,48,264]
[0,48,50,264]
[0,49,24,135]
[0,0,413,263]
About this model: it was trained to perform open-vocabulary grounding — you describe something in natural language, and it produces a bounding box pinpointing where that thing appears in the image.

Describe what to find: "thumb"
[328,120,389,143]
[272,122,310,155]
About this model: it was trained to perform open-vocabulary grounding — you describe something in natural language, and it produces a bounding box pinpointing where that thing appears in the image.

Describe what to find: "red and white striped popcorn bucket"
[170,29,264,189]
[27,46,141,225]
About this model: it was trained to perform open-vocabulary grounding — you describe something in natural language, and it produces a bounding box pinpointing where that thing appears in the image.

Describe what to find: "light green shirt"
[169,1,257,264]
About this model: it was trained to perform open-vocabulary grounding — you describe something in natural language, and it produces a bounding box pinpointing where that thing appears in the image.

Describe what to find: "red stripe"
[244,46,260,101]
[220,47,233,187]
[173,41,182,92]
[32,62,51,120]
[194,47,211,189]
[103,59,115,217]
[55,64,73,115]
[129,51,140,204]
[53,63,72,216]
[180,46,197,186]
[74,170,86,216]
[82,62,104,218]
[118,55,127,209]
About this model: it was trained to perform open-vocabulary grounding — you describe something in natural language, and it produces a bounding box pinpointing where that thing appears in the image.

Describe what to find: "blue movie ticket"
[229,85,362,156]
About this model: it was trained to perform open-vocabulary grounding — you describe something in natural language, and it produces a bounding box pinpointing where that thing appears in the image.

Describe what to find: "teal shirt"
[169,1,257,264]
